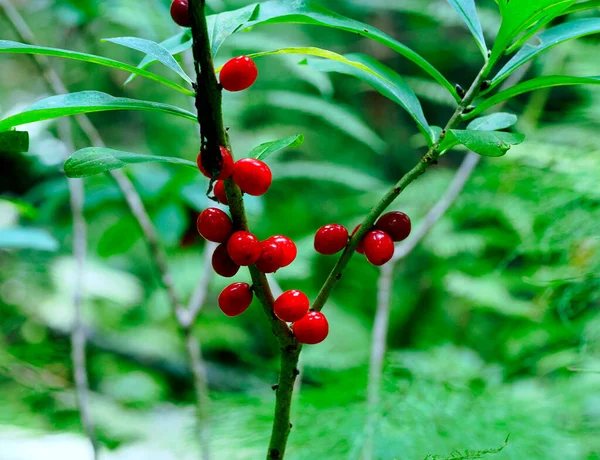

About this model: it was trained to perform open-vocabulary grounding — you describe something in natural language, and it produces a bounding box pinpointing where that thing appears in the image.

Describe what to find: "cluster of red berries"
[314,211,412,266]
[170,0,258,92]
[196,146,329,344]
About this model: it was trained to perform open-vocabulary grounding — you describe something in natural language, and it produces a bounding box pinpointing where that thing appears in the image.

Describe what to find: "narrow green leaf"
[0,91,197,131]
[308,53,433,144]
[447,0,487,57]
[0,197,39,219]
[258,91,387,153]
[244,0,459,101]
[221,47,387,82]
[441,130,525,157]
[249,135,304,161]
[0,130,29,153]
[124,30,192,86]
[208,4,259,56]
[492,18,600,88]
[467,76,600,117]
[0,227,58,251]
[102,37,192,83]
[466,113,518,131]
[489,0,577,66]
[0,40,194,96]
[64,147,197,178]
[562,0,600,14]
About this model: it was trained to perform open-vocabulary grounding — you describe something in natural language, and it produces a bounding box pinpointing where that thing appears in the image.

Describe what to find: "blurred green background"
[1,0,599,459]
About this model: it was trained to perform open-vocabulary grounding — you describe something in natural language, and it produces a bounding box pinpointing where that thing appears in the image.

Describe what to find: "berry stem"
[311,62,493,313]
[188,2,299,458]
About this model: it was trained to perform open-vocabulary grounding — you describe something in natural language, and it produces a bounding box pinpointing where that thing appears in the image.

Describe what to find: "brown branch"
[0,2,213,456]
[188,2,301,458]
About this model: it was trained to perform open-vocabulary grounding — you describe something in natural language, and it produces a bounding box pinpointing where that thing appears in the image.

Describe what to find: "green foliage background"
[0,0,599,458]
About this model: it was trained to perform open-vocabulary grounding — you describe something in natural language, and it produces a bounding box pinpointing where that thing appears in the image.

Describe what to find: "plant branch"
[363,62,532,458]
[311,63,491,313]
[0,2,213,457]
[188,2,300,458]
[1,1,99,455]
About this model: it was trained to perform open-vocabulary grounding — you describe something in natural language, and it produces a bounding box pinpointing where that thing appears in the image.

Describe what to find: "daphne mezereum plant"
[1,0,599,458]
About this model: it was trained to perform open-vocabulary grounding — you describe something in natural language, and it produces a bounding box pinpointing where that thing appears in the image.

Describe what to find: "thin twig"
[363,63,533,458]
[311,63,493,313]
[1,1,99,456]
[1,3,213,457]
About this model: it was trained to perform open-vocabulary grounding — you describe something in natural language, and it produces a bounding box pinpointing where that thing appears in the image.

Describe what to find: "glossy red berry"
[314,224,349,255]
[220,56,258,92]
[212,243,240,278]
[363,230,395,266]
[197,208,233,243]
[267,235,297,267]
[218,282,253,317]
[227,231,262,266]
[232,158,272,196]
[255,239,284,273]
[376,211,411,242]
[274,290,310,322]
[170,0,190,27]
[214,180,229,205]
[197,146,234,180]
[293,311,329,344]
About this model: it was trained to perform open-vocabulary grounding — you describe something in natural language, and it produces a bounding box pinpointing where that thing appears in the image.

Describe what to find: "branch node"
[271,384,279,391]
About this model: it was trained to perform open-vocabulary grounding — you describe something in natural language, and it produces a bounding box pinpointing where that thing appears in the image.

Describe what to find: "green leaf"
[248,135,304,161]
[492,18,600,88]
[440,130,525,157]
[258,91,387,153]
[0,197,39,219]
[125,5,256,84]
[244,0,458,101]
[562,0,600,14]
[225,47,386,82]
[0,130,29,153]
[0,227,58,251]
[124,30,192,86]
[308,53,433,144]
[446,0,487,57]
[0,91,197,131]
[467,76,600,117]
[64,147,197,178]
[0,40,194,96]
[489,0,577,66]
[102,37,192,84]
[207,4,259,56]
[466,112,518,131]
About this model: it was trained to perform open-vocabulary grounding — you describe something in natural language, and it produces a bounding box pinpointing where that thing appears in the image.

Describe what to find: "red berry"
[214,180,229,205]
[232,158,272,196]
[274,290,310,322]
[197,146,234,180]
[227,231,262,266]
[314,224,349,255]
[212,243,240,278]
[293,311,329,344]
[267,235,297,267]
[363,230,395,266]
[170,0,190,27]
[376,211,411,242]
[197,208,233,243]
[220,56,258,92]
[255,239,284,273]
[218,282,253,317]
